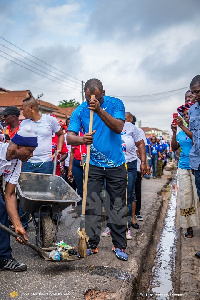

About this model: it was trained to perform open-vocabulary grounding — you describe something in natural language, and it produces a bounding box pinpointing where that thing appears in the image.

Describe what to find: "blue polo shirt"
[177,131,192,169]
[189,102,200,170]
[150,143,159,155]
[68,95,126,168]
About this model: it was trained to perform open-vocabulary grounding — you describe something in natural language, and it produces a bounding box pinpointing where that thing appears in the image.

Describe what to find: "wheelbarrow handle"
[0,222,50,260]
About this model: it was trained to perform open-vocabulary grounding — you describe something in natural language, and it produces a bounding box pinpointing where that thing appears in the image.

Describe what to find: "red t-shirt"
[72,132,87,161]
[52,135,68,176]
[3,124,20,139]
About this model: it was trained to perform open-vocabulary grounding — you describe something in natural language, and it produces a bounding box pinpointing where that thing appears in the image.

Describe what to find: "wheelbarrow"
[16,172,81,248]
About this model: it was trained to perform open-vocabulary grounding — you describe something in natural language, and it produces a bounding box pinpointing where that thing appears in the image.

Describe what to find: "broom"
[78,96,94,258]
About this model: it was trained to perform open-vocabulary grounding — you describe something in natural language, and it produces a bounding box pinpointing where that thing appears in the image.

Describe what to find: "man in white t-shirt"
[19,95,64,229]
[121,116,146,237]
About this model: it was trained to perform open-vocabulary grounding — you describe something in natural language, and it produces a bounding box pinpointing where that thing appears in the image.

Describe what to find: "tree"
[58,99,80,108]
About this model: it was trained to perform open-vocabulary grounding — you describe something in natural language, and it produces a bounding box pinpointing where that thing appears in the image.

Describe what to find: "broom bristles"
[78,228,89,258]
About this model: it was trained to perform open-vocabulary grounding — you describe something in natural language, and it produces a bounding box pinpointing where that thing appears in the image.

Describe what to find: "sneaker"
[136,214,143,221]
[0,258,27,272]
[131,222,139,229]
[127,228,132,240]
[87,248,98,256]
[101,227,111,237]
[112,247,128,261]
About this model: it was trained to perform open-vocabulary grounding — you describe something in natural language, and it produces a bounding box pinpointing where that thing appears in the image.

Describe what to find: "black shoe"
[0,258,27,272]
[131,223,139,229]
[195,251,200,258]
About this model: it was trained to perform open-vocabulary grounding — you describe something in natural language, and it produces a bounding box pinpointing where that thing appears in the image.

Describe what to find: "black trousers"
[135,172,142,215]
[85,163,127,250]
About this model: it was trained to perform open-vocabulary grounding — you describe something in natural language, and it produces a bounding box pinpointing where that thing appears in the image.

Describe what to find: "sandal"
[185,228,193,238]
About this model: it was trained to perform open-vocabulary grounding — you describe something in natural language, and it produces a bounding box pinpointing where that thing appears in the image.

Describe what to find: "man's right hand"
[83,130,96,145]
[15,225,28,243]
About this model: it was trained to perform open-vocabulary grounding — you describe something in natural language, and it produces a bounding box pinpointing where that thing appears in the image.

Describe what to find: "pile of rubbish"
[49,241,77,261]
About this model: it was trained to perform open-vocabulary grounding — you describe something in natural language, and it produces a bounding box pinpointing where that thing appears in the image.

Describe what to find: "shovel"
[0,222,51,260]
[78,97,94,258]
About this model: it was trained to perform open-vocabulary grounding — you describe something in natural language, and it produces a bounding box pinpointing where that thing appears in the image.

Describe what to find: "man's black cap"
[0,106,20,117]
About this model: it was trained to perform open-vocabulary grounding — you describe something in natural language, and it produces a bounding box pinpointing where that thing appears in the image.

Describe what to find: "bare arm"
[4,183,27,241]
[135,140,147,174]
[175,116,193,140]
[89,97,124,134]
[171,123,179,151]
[67,148,75,182]
[55,128,64,153]
[67,131,96,146]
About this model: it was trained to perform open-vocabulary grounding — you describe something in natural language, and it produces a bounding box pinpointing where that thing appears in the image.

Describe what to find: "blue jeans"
[127,160,137,227]
[0,194,12,259]
[194,166,200,200]
[151,155,158,177]
[21,161,54,174]
[19,161,54,228]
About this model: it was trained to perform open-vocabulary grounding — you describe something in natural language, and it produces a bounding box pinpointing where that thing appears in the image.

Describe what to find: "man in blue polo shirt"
[67,78,127,261]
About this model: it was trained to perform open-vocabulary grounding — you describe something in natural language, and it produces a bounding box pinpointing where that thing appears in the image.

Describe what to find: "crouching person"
[0,125,38,271]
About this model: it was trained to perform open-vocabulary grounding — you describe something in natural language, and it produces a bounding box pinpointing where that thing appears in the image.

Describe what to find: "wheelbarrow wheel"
[41,215,55,248]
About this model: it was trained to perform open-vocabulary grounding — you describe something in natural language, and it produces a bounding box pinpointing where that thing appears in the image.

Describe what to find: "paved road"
[0,175,171,300]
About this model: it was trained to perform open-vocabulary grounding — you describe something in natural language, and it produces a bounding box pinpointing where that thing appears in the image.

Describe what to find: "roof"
[140,127,151,132]
[0,88,78,120]
[0,89,31,107]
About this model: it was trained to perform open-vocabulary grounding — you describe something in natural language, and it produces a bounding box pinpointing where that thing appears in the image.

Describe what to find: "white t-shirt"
[0,143,21,184]
[121,122,142,163]
[20,114,61,163]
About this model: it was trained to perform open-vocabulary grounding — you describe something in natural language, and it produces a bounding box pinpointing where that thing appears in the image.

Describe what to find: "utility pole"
[82,81,84,103]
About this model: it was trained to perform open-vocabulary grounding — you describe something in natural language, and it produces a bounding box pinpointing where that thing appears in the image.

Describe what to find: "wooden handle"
[81,95,95,215]
[0,222,47,257]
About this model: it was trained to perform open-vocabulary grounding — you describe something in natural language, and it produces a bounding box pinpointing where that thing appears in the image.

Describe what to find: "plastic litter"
[49,240,77,261]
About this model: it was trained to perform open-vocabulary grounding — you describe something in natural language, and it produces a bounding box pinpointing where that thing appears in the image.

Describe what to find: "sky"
[0,0,200,131]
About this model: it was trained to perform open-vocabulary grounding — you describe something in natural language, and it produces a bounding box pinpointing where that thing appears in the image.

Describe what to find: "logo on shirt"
[121,130,127,135]
[4,170,10,174]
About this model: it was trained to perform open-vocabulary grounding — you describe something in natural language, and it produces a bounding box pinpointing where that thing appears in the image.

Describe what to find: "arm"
[55,128,64,153]
[4,183,27,241]
[135,140,147,174]
[175,116,193,140]
[89,97,124,134]
[67,131,95,146]
[67,148,75,182]
[171,123,179,151]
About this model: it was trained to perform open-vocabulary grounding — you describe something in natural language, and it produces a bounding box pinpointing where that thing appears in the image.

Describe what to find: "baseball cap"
[0,106,20,117]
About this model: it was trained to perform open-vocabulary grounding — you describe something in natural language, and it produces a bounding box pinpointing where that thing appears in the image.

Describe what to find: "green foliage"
[58,99,80,107]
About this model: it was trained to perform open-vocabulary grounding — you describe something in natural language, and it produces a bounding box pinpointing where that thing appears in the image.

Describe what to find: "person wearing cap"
[0,125,38,271]
[171,102,198,240]
[0,106,20,139]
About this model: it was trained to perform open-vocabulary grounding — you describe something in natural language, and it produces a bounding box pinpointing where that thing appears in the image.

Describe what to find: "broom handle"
[82,97,94,215]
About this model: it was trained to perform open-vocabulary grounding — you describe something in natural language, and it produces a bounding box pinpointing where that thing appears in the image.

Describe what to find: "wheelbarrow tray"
[17,172,81,214]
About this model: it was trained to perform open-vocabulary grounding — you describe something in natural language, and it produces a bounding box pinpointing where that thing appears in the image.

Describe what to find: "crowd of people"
[0,76,200,271]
